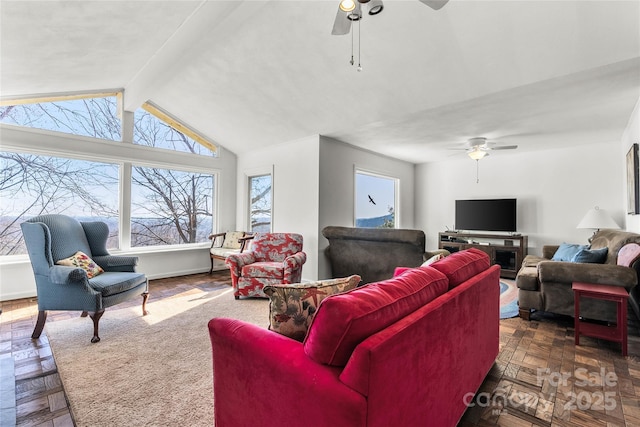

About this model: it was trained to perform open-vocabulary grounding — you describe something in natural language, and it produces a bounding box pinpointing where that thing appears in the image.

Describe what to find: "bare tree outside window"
[0,97,120,140]
[0,152,119,255]
[131,166,213,246]
[133,108,216,156]
[0,96,216,253]
[249,174,272,232]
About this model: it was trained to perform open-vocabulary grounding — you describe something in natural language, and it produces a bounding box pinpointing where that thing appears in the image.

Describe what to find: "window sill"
[0,244,209,266]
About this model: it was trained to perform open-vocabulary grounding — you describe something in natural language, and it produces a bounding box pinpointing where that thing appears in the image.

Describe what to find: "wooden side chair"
[208,231,253,273]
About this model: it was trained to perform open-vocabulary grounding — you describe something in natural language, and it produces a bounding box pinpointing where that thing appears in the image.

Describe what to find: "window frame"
[245,167,273,233]
[0,90,223,258]
[129,161,218,249]
[0,91,123,141]
[354,167,399,229]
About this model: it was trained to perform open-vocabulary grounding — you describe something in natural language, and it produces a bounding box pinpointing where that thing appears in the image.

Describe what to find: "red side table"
[572,282,629,356]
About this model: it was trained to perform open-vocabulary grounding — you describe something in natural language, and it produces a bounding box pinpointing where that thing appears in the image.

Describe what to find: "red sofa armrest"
[208,318,366,427]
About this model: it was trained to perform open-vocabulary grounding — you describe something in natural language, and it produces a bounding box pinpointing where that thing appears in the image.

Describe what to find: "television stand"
[438,232,528,279]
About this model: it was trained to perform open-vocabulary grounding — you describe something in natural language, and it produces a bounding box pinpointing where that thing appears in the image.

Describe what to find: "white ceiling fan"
[450,137,518,183]
[454,137,518,160]
[331,0,449,35]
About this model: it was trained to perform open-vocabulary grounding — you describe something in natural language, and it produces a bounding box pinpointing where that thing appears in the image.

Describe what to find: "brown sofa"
[516,229,640,322]
[322,226,447,285]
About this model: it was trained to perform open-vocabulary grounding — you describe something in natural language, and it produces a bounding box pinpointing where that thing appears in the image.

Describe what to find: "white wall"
[415,141,623,256]
[0,125,237,301]
[622,97,640,233]
[317,137,416,279]
[236,135,321,280]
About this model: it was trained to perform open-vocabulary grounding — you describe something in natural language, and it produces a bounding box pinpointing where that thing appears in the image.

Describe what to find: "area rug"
[45,287,269,427]
[500,280,519,319]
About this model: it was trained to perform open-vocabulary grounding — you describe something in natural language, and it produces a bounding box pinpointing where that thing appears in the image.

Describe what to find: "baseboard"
[0,290,37,302]
[145,267,216,280]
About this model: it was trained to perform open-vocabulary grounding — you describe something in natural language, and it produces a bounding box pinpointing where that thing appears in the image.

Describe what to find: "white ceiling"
[1,0,639,163]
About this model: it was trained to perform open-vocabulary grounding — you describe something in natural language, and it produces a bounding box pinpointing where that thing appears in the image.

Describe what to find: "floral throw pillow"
[56,251,104,279]
[263,275,361,342]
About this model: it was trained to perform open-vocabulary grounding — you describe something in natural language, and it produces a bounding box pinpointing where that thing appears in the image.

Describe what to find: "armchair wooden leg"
[80,311,88,317]
[31,310,47,339]
[142,292,150,316]
[89,310,104,343]
[518,307,531,321]
[210,257,214,274]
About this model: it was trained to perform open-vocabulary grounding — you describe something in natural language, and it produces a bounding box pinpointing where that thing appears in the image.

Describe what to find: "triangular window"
[133,103,217,157]
[0,93,121,140]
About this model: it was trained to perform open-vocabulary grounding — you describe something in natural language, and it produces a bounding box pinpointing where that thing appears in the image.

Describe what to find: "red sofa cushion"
[429,248,491,289]
[303,267,448,367]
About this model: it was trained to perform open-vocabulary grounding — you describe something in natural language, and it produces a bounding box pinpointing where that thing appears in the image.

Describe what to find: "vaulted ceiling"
[1,0,639,163]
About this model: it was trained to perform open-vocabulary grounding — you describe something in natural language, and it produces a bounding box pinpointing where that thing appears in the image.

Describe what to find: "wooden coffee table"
[572,282,629,356]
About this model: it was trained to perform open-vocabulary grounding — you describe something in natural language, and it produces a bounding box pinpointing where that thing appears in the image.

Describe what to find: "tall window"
[134,103,217,157]
[0,152,119,255]
[0,95,121,140]
[248,174,272,232]
[131,166,214,247]
[355,170,397,228]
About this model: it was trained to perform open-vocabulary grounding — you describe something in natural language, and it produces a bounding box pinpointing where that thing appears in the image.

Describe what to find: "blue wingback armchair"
[21,214,149,343]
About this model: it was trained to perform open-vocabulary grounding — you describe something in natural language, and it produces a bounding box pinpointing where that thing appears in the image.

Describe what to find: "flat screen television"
[455,198,517,232]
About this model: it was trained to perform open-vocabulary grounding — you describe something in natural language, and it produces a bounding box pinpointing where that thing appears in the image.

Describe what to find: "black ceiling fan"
[332,0,449,35]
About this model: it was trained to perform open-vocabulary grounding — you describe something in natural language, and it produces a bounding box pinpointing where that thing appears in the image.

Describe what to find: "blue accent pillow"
[571,247,608,264]
[551,243,588,261]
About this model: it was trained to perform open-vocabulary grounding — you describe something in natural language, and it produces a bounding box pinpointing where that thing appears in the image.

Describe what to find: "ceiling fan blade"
[418,0,449,11]
[491,145,518,150]
[331,7,352,35]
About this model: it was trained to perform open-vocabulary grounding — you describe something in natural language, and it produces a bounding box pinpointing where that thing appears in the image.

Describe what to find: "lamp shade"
[467,148,488,161]
[576,206,620,230]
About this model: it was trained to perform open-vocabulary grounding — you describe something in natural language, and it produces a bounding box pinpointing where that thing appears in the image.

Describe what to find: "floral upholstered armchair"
[225,233,306,299]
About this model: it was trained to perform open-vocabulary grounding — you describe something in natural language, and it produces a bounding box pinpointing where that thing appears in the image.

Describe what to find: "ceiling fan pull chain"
[357,19,362,72]
[350,22,354,66]
[476,160,480,184]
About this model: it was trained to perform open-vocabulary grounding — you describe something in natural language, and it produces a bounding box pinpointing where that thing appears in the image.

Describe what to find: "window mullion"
[120,163,132,251]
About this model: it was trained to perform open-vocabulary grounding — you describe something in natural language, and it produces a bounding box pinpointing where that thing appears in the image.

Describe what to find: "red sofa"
[208,248,500,427]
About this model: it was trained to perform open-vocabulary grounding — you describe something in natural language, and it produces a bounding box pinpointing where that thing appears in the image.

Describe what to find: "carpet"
[500,280,519,319]
[45,286,269,427]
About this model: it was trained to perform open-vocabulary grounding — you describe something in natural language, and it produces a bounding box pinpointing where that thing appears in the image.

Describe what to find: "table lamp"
[577,206,620,241]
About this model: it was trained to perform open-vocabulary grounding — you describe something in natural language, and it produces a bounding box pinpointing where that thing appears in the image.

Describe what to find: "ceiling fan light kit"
[332,0,448,70]
[339,0,356,12]
[467,148,489,161]
[368,0,384,15]
[347,5,362,21]
[451,136,518,183]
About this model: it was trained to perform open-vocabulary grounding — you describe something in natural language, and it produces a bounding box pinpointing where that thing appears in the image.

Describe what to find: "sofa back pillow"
[551,243,588,261]
[571,247,608,264]
[303,267,448,367]
[429,248,490,289]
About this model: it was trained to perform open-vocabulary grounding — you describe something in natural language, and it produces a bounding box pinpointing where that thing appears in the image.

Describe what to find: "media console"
[438,232,528,279]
